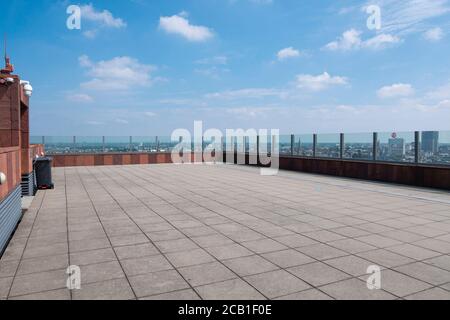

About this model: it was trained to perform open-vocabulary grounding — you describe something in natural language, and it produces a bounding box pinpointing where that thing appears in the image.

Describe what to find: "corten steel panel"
[148,153,157,164]
[131,154,140,165]
[104,155,113,166]
[277,156,450,190]
[83,155,95,167]
[139,154,149,164]
[112,154,122,165]
[122,154,132,165]
[0,109,11,130]
[94,154,104,166]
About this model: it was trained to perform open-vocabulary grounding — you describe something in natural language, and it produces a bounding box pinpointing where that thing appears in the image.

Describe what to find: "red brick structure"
[0,54,42,254]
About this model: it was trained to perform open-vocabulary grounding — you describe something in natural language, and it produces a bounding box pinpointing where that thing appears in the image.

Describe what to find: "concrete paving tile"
[0,277,13,299]
[405,287,450,300]
[141,289,200,300]
[394,262,450,286]
[327,238,377,254]
[17,254,69,275]
[70,248,117,266]
[121,255,173,276]
[262,249,315,268]
[287,262,351,287]
[80,261,125,285]
[129,270,189,298]
[244,270,311,299]
[109,234,149,247]
[0,260,20,278]
[69,237,111,253]
[387,244,441,260]
[114,243,160,260]
[296,243,349,261]
[196,278,266,300]
[325,255,376,277]
[9,289,71,300]
[320,278,396,300]
[9,269,67,297]
[205,243,254,260]
[222,255,279,277]
[272,234,318,248]
[360,270,432,297]
[423,255,450,271]
[155,238,199,253]
[178,262,237,287]
[166,248,216,268]
[275,288,333,300]
[241,238,288,254]
[73,278,135,300]
[356,249,414,268]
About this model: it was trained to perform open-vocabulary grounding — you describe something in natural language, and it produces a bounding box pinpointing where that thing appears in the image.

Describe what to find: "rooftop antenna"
[1,33,14,74]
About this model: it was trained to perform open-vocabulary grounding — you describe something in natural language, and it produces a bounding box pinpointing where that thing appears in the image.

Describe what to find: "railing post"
[73,136,76,152]
[313,134,317,158]
[129,136,133,152]
[373,132,378,161]
[102,136,105,153]
[42,136,45,145]
[156,136,160,152]
[415,131,420,164]
[340,133,344,159]
[290,134,294,156]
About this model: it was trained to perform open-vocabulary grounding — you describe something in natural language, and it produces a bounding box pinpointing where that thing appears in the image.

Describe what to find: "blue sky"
[2,0,450,135]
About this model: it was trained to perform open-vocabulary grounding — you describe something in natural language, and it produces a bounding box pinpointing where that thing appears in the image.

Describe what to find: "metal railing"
[30,130,450,166]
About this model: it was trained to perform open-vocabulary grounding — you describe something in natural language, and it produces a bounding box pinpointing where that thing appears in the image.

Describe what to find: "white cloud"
[362,34,400,49]
[424,27,445,41]
[79,55,155,91]
[365,0,450,36]
[325,29,362,51]
[277,47,301,61]
[67,93,94,103]
[159,13,214,42]
[325,29,400,51]
[144,111,157,117]
[377,83,414,99]
[426,83,450,100]
[296,72,348,91]
[115,119,129,124]
[205,88,286,99]
[80,4,126,28]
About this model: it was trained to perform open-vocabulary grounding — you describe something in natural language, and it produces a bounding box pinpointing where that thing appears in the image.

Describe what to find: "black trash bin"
[34,157,54,190]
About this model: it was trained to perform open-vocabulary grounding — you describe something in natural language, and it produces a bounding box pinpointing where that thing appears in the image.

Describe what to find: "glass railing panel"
[316,134,340,158]
[103,136,132,153]
[420,131,450,165]
[344,133,373,160]
[279,135,292,155]
[74,136,104,154]
[132,136,159,153]
[158,136,178,152]
[43,136,75,154]
[293,134,313,157]
[377,131,415,163]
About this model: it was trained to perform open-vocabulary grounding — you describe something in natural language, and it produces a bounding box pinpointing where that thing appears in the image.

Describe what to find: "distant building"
[422,131,439,154]
[388,138,405,158]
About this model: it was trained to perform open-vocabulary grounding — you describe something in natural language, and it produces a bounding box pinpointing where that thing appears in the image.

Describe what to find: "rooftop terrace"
[1,164,450,300]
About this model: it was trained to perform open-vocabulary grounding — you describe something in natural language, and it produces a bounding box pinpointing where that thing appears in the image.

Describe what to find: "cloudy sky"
[2,0,450,135]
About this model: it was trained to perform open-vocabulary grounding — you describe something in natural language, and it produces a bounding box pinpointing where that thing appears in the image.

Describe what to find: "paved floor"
[1,164,450,300]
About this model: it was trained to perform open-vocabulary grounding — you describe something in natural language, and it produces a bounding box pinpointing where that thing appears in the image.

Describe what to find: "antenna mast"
[1,33,14,74]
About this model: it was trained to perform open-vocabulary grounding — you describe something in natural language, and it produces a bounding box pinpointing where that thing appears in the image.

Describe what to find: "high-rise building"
[422,131,439,154]
[388,138,405,158]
